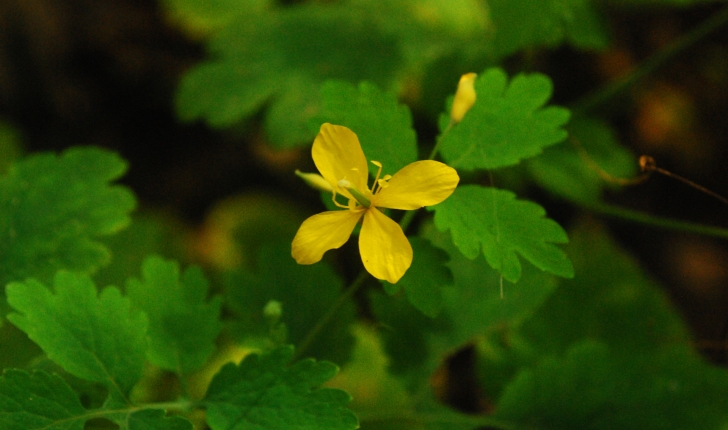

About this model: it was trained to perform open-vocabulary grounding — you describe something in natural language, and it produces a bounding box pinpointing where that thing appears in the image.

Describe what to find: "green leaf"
[527,117,638,203]
[224,243,356,364]
[475,222,695,402]
[160,0,272,36]
[126,256,222,375]
[314,80,418,176]
[494,341,728,430]
[176,62,278,128]
[382,237,452,317]
[439,68,571,170]
[204,346,358,430]
[512,222,691,355]
[431,185,573,282]
[6,272,147,397]
[373,224,558,387]
[126,409,194,430]
[0,147,136,287]
[0,369,87,430]
[176,4,402,147]
[487,0,610,57]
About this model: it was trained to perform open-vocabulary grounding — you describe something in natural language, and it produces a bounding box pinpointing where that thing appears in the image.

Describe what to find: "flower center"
[332,160,391,210]
[337,179,371,208]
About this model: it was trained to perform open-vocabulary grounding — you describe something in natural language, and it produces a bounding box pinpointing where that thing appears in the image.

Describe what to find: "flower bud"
[450,73,477,123]
[295,170,333,193]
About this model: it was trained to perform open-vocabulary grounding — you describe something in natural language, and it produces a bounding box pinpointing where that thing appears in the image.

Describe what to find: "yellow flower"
[450,72,477,123]
[292,123,459,283]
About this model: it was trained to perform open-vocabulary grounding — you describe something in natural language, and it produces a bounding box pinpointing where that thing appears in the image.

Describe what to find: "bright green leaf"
[0,147,136,287]
[439,68,570,170]
[225,243,356,365]
[126,409,194,430]
[495,341,728,429]
[204,346,358,430]
[383,237,452,317]
[0,369,87,430]
[126,256,222,375]
[176,4,402,147]
[314,80,418,176]
[528,117,638,203]
[431,185,573,282]
[6,272,147,397]
[487,0,610,57]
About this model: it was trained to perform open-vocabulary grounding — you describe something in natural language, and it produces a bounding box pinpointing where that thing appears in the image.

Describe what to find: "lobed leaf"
[204,346,358,430]
[314,80,418,176]
[438,68,571,170]
[0,147,135,288]
[175,4,402,148]
[6,272,147,398]
[431,185,573,282]
[126,256,222,375]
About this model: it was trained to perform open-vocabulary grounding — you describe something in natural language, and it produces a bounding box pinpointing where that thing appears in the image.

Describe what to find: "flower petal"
[359,207,412,283]
[292,209,364,264]
[374,160,459,210]
[312,123,369,194]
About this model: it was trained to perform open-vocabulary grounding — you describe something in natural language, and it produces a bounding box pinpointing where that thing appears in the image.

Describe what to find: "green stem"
[427,121,454,161]
[570,5,728,114]
[589,202,728,239]
[293,270,369,362]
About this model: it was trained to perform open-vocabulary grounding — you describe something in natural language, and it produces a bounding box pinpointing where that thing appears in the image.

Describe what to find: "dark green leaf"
[314,80,418,176]
[475,222,696,402]
[0,147,135,287]
[514,223,691,354]
[204,346,358,430]
[176,5,402,147]
[528,117,638,203]
[6,272,147,397]
[126,256,222,375]
[488,0,609,57]
[439,68,570,170]
[382,237,452,317]
[0,369,87,430]
[495,341,728,430]
[431,185,573,282]
[225,243,356,364]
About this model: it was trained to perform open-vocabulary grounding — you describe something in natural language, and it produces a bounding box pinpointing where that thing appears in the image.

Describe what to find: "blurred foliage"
[1,0,727,429]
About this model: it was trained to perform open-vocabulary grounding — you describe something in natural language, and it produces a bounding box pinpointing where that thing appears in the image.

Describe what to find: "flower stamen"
[370,161,384,194]
[338,179,371,208]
